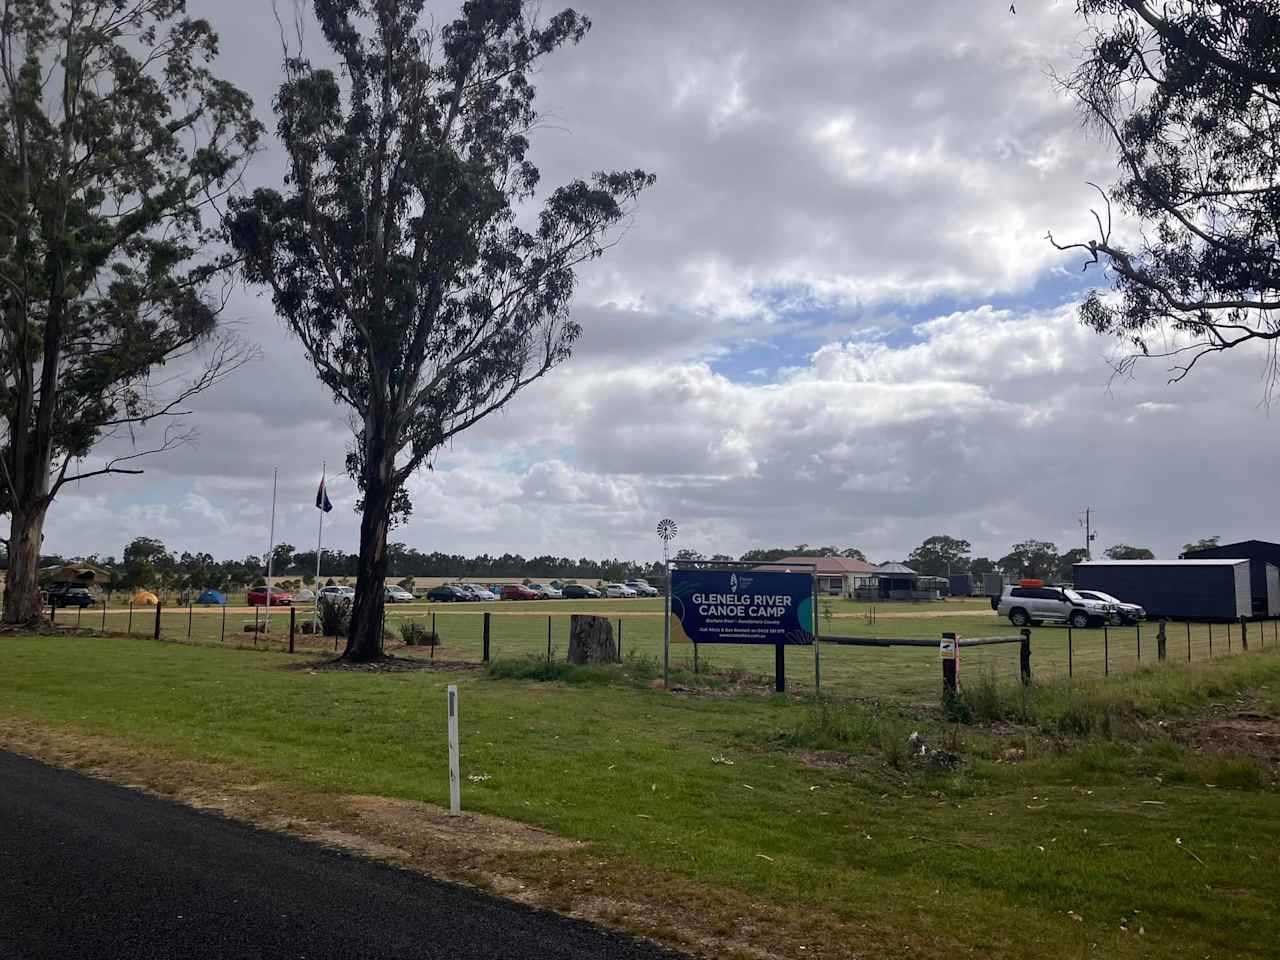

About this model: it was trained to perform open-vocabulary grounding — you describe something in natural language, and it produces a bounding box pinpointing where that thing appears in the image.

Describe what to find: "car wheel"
[1009,608,1030,627]
[1069,610,1090,629]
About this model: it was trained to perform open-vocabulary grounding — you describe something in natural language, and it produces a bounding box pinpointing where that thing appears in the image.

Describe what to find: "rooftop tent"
[39,563,110,584]
[195,589,227,605]
[131,590,159,606]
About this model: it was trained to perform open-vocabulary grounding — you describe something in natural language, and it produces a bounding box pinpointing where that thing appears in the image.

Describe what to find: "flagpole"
[264,467,278,632]
[313,460,325,636]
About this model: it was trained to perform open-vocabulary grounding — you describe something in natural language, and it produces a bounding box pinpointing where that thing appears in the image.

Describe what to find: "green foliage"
[398,621,440,647]
[1183,536,1222,555]
[318,597,352,638]
[1105,544,1155,560]
[739,545,866,562]
[1060,3,1280,390]
[906,535,972,577]
[997,540,1059,580]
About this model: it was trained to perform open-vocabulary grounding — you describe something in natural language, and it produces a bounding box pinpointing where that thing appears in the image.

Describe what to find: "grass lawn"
[2,632,1279,958]
[84,595,1280,704]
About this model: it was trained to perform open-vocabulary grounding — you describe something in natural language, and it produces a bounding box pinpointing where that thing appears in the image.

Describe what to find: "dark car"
[560,583,600,599]
[45,583,95,608]
[426,584,470,602]
[501,583,540,601]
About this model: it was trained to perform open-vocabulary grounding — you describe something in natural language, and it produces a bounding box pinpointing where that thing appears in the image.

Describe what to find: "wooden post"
[1208,621,1213,657]
[1136,622,1141,663]
[221,604,227,643]
[482,612,490,662]
[774,640,785,693]
[1103,624,1109,676]
[289,606,296,653]
[153,601,162,640]
[76,605,82,628]
[1157,620,1167,661]
[101,599,107,633]
[942,632,958,696]
[1067,627,1073,678]
[1019,628,1031,685]
[617,618,623,662]
[1240,617,1249,651]
[187,598,193,640]
[127,602,133,633]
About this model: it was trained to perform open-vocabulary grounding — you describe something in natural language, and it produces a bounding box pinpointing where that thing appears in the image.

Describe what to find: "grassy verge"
[1,633,1278,959]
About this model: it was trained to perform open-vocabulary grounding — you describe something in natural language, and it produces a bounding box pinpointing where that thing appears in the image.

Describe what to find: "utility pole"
[1080,507,1097,560]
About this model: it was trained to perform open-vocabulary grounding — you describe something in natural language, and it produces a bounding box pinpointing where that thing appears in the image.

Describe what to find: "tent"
[195,589,227,605]
[39,563,110,584]
[131,590,159,606]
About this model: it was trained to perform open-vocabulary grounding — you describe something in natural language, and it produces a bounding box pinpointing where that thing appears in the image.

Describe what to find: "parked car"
[457,583,498,601]
[317,585,355,605]
[44,582,95,608]
[294,588,316,603]
[625,579,658,597]
[247,587,293,606]
[1075,590,1146,625]
[385,585,415,603]
[527,583,563,599]
[602,583,638,599]
[996,584,1115,628]
[501,583,540,601]
[426,584,470,602]
[560,583,600,599]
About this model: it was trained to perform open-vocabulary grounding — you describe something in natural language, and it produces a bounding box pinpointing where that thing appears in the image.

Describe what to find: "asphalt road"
[0,751,685,960]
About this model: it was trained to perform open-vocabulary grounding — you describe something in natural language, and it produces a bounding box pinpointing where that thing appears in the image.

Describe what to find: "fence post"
[153,601,162,640]
[774,641,786,693]
[128,601,133,633]
[1157,620,1167,662]
[254,604,260,645]
[101,598,107,633]
[1067,627,1073,678]
[617,618,623,663]
[482,612,490,663]
[1228,620,1233,652]
[1103,624,1109,676]
[1019,628,1031,686]
[187,598,193,640]
[941,632,958,697]
[1240,617,1249,651]
[1208,621,1213,658]
[76,605,82,628]
[289,606,296,653]
[694,642,700,674]
[221,604,227,643]
[1136,622,1141,663]
[49,598,56,624]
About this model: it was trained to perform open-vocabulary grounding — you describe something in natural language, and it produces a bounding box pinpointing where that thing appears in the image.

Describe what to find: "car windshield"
[1063,589,1086,602]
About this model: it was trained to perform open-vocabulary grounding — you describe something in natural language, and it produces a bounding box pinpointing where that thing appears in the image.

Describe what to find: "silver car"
[1075,590,1146,625]
[997,585,1115,628]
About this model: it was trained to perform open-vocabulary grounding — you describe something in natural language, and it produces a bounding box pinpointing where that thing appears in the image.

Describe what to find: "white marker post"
[447,684,461,815]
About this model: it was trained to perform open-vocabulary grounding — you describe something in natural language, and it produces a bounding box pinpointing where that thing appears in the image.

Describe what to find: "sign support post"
[447,684,460,815]
[812,571,821,697]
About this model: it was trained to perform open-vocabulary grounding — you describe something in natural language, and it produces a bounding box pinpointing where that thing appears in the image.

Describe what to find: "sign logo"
[729,573,738,592]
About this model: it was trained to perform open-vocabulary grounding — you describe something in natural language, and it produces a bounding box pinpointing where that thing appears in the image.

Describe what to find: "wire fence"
[48,598,1280,702]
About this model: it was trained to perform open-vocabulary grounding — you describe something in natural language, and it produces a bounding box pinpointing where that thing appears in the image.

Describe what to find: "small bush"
[399,621,441,647]
[318,597,351,637]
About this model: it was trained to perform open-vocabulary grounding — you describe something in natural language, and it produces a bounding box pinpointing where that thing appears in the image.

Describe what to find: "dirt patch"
[1194,713,1280,763]
[345,795,581,854]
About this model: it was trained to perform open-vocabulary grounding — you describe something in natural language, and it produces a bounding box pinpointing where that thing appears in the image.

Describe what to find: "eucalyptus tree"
[0,0,260,623]
[230,0,652,660]
[1052,2,1280,390]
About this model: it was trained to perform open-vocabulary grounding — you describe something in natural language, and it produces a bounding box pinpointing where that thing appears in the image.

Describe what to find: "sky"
[24,0,1277,567]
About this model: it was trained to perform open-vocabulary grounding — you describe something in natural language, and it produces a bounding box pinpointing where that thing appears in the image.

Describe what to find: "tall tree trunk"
[4,504,48,624]
[342,429,394,662]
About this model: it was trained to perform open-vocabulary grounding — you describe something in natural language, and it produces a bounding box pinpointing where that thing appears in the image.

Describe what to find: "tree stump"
[568,615,616,664]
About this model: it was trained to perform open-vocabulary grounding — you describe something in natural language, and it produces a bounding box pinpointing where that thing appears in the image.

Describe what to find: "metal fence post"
[774,640,785,693]
[1019,628,1031,685]
[289,606,296,653]
[482,612,490,663]
[153,601,162,640]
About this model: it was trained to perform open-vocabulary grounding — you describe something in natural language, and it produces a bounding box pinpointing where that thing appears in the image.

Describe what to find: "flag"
[315,477,332,512]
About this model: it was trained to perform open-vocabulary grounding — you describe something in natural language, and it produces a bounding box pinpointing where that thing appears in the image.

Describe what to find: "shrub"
[318,597,351,637]
[399,621,441,647]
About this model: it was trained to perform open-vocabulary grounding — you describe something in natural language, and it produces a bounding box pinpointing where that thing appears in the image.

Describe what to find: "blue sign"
[670,568,814,645]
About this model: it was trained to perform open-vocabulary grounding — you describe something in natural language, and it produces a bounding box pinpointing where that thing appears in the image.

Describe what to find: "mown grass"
[2,634,1278,958]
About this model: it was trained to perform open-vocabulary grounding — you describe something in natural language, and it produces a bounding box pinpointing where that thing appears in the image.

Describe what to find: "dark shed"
[1182,540,1280,616]
[948,573,973,597]
[1073,560,1252,620]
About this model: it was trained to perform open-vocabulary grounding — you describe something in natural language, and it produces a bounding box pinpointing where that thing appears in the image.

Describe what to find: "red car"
[247,587,293,606]
[500,583,539,601]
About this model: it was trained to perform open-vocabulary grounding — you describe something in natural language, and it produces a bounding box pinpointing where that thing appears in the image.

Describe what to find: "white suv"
[997,585,1115,628]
